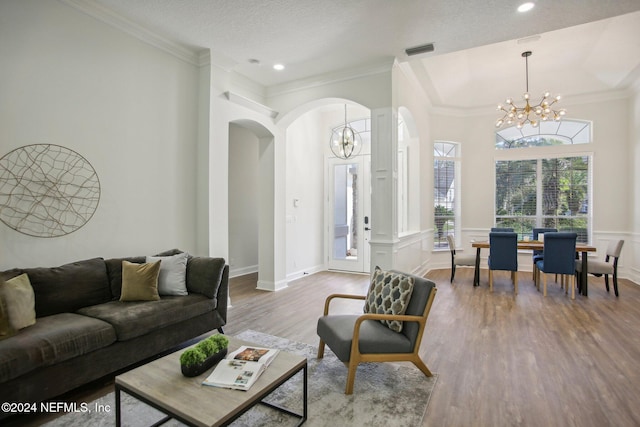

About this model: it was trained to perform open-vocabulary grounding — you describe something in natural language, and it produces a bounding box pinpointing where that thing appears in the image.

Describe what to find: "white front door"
[327,155,370,273]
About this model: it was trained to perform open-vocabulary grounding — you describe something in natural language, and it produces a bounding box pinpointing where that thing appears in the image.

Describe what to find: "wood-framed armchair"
[316,270,437,394]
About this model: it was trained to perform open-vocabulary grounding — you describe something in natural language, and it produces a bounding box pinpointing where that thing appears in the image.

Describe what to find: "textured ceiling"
[76,0,640,106]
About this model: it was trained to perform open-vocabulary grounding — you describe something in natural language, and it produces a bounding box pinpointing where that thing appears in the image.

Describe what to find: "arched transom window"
[495,119,591,150]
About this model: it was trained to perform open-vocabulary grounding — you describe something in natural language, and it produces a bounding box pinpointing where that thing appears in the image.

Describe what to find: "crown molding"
[60,0,201,66]
[265,58,395,99]
[563,88,632,105]
[198,51,211,68]
[428,88,633,117]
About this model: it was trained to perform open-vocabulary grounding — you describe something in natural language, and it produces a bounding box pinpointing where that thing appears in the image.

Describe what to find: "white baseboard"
[229,264,258,278]
[256,279,288,292]
[286,264,325,282]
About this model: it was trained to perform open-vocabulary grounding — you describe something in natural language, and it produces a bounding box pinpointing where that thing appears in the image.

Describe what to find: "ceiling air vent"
[405,43,435,56]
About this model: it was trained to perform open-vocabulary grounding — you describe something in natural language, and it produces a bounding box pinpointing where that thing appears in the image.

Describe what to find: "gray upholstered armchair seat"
[317,315,414,361]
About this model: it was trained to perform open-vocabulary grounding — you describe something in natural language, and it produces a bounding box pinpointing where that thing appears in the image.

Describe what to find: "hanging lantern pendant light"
[330,105,363,159]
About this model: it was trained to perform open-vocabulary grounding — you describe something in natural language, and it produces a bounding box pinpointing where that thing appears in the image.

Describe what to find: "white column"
[369,107,398,272]
[256,133,288,291]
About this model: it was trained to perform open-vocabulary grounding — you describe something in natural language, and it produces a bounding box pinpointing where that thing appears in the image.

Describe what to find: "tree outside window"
[434,142,460,249]
[495,156,590,242]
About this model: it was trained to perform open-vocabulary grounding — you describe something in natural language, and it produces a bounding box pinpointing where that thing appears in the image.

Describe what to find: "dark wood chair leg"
[604,274,610,292]
[450,265,456,282]
[613,272,619,297]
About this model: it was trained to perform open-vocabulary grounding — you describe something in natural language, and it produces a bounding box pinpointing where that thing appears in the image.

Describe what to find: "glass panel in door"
[328,160,366,272]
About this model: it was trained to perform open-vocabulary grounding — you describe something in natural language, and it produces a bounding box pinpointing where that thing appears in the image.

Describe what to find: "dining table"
[471,240,597,296]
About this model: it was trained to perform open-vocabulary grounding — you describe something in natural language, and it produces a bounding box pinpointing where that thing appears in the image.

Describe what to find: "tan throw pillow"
[119,260,161,302]
[0,290,16,340]
[364,266,415,333]
[0,273,36,330]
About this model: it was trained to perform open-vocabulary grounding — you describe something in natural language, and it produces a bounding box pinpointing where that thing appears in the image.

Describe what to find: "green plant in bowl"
[196,338,218,355]
[209,334,229,351]
[180,333,229,377]
[180,347,207,367]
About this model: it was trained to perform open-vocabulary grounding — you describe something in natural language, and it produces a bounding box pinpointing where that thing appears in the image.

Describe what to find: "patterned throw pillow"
[364,266,415,332]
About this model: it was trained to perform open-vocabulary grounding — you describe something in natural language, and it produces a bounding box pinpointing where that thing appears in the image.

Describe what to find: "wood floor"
[225,269,640,427]
[8,268,640,426]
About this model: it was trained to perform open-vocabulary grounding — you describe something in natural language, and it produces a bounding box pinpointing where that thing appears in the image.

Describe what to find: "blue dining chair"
[488,232,518,294]
[531,227,557,279]
[491,227,514,232]
[535,232,577,299]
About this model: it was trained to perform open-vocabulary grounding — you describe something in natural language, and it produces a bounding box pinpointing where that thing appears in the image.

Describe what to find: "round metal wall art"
[0,144,101,238]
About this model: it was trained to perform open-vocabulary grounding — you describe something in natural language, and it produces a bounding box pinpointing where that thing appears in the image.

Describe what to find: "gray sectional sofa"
[0,249,228,414]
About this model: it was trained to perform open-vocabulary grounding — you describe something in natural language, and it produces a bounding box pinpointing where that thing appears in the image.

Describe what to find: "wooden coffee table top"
[115,336,307,427]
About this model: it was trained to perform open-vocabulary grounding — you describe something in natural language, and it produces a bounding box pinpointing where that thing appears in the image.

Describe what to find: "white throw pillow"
[146,252,188,296]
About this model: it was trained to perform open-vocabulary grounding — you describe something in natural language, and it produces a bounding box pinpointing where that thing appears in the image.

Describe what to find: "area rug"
[44,330,437,427]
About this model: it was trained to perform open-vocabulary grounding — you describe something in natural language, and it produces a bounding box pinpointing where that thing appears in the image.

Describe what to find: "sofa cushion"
[119,261,161,302]
[1,258,112,317]
[187,257,225,299]
[0,313,116,383]
[146,252,188,296]
[105,256,146,300]
[0,273,36,330]
[77,294,216,341]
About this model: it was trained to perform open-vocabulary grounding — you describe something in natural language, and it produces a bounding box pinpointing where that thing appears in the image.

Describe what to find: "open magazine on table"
[203,346,280,391]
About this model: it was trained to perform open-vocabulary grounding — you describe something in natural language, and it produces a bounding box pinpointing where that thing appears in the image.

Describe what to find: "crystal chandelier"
[330,105,362,159]
[495,51,566,129]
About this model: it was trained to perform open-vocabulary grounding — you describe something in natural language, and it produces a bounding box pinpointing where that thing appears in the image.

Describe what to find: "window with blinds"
[434,141,460,249]
[495,156,591,243]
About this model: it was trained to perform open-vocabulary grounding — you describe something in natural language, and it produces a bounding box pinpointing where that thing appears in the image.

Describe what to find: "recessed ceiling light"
[518,2,535,12]
[273,64,285,71]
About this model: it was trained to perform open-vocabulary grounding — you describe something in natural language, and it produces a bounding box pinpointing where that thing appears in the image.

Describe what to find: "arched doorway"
[283,101,371,276]
[227,119,280,290]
